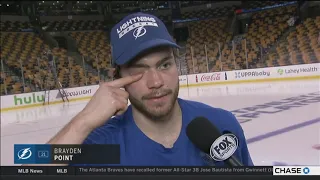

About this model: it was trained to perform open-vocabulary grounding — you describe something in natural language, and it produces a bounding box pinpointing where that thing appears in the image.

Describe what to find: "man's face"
[120,46,179,120]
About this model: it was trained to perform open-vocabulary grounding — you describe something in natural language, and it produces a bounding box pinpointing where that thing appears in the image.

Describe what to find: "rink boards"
[1,63,319,112]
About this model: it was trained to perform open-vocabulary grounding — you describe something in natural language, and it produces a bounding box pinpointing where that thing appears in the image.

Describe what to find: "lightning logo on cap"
[133,26,147,39]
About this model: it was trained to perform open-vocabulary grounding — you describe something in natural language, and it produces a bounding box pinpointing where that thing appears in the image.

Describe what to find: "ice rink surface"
[1,79,319,166]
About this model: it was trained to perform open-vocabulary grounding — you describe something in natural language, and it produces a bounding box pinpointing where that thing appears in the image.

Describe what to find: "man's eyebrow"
[130,55,174,68]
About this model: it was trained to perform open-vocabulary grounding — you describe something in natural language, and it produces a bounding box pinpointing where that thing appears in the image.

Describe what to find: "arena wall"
[1,63,319,112]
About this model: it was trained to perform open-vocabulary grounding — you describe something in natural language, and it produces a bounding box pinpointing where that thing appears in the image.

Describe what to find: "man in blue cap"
[43,12,254,166]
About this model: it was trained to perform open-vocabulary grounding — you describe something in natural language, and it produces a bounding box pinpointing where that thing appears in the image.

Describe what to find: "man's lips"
[145,93,169,100]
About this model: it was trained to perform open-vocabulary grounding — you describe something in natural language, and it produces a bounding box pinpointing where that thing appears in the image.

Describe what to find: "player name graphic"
[52,147,82,162]
[14,144,120,165]
[54,148,82,154]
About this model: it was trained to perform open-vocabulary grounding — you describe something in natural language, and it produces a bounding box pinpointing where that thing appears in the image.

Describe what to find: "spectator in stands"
[27,12,254,166]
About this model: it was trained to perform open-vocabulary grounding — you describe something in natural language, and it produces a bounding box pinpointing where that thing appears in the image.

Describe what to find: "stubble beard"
[129,82,180,121]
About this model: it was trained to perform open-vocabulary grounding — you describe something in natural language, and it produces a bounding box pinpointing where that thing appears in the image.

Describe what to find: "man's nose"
[145,69,164,89]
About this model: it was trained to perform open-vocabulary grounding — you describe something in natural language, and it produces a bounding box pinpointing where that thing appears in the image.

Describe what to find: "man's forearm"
[22,113,93,166]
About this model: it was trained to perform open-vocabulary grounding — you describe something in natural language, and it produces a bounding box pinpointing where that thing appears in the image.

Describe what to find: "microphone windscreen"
[186,117,222,154]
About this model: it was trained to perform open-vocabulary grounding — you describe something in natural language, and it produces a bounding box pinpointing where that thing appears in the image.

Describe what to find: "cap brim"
[115,39,181,66]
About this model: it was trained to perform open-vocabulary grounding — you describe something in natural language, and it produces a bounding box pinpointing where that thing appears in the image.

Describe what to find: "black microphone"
[186,117,243,167]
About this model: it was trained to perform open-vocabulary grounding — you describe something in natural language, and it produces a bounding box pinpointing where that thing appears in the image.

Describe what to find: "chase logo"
[14,144,35,164]
[273,166,317,175]
[303,167,310,174]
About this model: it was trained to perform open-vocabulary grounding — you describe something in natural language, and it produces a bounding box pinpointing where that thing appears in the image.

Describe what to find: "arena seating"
[185,4,300,74]
[42,20,104,31]
[50,48,96,88]
[230,5,298,69]
[181,6,235,20]
[245,1,285,9]
[68,31,114,81]
[185,17,233,73]
[0,21,34,32]
[180,1,214,8]
[69,31,111,68]
[265,16,320,67]
[0,26,99,95]
[1,2,318,96]
[1,32,50,93]
[0,70,30,95]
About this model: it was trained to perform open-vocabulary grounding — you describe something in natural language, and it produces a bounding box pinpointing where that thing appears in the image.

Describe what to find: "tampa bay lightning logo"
[17,147,32,160]
[133,26,146,40]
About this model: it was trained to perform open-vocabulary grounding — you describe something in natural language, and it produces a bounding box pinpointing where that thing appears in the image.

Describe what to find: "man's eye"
[159,62,172,70]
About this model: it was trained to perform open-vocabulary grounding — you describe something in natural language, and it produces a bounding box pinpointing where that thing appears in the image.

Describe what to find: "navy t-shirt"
[80,98,254,166]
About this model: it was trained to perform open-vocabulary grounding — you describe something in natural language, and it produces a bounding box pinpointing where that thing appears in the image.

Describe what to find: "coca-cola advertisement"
[195,73,221,83]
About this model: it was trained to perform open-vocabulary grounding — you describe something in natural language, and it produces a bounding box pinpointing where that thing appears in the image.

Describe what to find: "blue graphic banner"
[14,144,120,165]
[14,144,51,164]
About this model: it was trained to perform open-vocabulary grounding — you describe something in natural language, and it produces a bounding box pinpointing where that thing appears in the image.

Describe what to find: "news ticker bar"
[1,166,272,176]
[1,166,319,176]
[14,144,120,164]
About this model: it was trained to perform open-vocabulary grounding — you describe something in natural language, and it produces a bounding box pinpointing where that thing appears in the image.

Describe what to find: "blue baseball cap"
[110,12,180,67]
